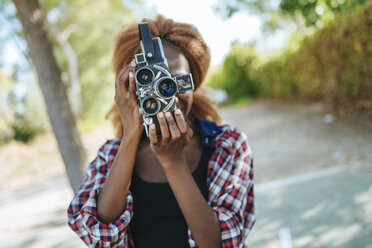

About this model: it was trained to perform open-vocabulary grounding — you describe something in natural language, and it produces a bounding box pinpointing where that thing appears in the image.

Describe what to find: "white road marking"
[279,227,293,248]
[256,165,346,192]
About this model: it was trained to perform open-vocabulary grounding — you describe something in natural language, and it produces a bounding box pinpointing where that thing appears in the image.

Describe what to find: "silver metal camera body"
[134,23,194,136]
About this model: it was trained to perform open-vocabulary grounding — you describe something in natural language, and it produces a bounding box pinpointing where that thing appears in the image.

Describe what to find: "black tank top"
[129,146,213,248]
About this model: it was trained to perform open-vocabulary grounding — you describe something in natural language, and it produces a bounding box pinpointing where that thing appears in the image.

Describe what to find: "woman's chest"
[134,139,203,183]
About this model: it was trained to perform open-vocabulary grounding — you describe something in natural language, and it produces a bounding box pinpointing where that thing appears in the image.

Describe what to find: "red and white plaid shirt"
[68,119,255,247]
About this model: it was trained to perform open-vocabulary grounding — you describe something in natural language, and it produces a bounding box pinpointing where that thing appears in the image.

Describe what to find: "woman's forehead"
[163,43,190,75]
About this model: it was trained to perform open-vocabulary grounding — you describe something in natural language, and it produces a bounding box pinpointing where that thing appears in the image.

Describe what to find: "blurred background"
[0,0,371,247]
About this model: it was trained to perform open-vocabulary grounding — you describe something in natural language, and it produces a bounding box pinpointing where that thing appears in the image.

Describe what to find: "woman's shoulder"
[85,138,123,175]
[95,137,122,159]
[214,123,250,151]
[218,123,245,136]
[101,137,122,149]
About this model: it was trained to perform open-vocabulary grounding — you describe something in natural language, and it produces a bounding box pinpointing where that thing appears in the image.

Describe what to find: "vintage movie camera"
[134,22,194,136]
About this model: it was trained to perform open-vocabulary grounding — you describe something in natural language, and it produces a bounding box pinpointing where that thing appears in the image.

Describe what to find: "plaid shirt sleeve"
[67,138,134,248]
[188,125,255,248]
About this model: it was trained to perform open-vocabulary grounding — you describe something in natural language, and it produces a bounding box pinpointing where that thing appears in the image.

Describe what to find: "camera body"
[134,23,194,136]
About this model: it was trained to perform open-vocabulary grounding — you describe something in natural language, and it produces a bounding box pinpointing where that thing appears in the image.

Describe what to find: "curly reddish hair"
[106,15,221,137]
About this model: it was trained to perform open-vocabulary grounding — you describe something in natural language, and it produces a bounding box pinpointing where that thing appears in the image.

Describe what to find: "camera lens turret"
[155,77,178,98]
[136,68,154,86]
[140,97,160,115]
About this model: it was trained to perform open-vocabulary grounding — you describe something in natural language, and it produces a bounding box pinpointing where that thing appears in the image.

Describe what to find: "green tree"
[280,0,367,28]
[210,1,372,111]
[214,0,367,31]
[10,84,50,142]
[12,0,87,192]
[39,0,140,126]
[208,43,262,103]
[0,70,15,143]
[1,0,144,136]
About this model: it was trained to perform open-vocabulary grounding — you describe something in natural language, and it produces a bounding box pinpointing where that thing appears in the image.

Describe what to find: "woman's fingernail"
[165,112,171,118]
[158,112,164,118]
[129,71,133,78]
[175,109,181,115]
[131,60,136,67]
[150,124,155,130]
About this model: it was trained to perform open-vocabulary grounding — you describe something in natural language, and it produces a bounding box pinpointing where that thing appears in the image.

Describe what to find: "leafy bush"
[209,1,372,111]
[283,0,372,110]
[208,43,263,103]
[10,85,49,143]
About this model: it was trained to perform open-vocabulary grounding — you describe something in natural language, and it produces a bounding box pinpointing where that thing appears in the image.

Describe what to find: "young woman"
[68,15,255,248]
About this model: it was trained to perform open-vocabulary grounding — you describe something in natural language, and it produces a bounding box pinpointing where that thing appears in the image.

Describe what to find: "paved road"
[246,165,372,248]
[1,100,371,247]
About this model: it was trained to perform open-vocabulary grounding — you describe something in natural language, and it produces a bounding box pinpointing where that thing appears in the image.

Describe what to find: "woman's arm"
[97,61,143,223]
[68,61,143,247]
[67,139,136,247]
[97,134,140,223]
[148,110,222,248]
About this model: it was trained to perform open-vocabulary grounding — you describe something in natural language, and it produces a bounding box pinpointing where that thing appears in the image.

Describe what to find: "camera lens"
[157,78,177,98]
[136,68,153,86]
[141,97,160,115]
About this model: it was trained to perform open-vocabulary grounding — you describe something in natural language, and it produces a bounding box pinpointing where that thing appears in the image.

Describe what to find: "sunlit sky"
[143,0,289,66]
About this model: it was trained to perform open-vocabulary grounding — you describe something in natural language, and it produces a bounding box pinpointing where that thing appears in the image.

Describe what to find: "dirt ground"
[1,99,371,247]
[219,99,372,183]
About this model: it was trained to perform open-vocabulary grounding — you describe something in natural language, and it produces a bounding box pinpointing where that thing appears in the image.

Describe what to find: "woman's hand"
[148,109,193,169]
[115,60,144,140]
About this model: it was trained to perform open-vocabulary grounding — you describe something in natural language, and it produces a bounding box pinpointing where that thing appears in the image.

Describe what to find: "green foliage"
[209,1,372,111]
[1,78,49,144]
[0,71,14,144]
[214,0,367,33]
[0,0,145,144]
[39,0,140,124]
[13,85,49,143]
[214,0,273,18]
[282,1,372,109]
[208,43,263,103]
[207,44,291,103]
[280,0,367,28]
[255,57,293,97]
[11,120,42,143]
